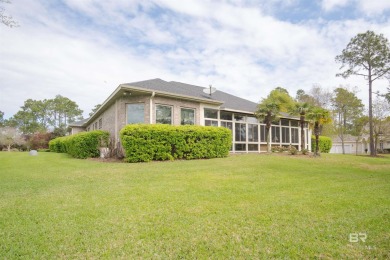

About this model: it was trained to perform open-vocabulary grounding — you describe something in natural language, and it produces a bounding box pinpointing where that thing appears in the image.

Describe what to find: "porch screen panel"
[248,124,258,142]
[235,123,246,142]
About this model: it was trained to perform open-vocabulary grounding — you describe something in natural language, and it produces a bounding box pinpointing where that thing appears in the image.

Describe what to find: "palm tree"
[307,107,332,156]
[290,102,311,151]
[255,99,281,152]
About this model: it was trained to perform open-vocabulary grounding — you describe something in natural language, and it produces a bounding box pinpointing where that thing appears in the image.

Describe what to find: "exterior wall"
[71,126,85,135]
[330,141,365,154]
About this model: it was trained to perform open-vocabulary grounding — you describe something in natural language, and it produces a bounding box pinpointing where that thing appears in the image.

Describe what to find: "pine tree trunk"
[300,114,305,151]
[368,67,376,156]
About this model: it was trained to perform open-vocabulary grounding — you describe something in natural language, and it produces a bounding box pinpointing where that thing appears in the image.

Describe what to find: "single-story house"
[69,78,311,153]
[330,135,366,154]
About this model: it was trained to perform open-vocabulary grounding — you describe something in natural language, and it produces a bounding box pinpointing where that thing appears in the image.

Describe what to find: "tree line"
[0,95,84,151]
[256,30,390,157]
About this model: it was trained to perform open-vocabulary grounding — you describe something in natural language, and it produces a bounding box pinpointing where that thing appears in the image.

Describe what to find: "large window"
[156,105,172,124]
[127,103,144,124]
[204,108,218,119]
[181,108,195,125]
[220,111,232,120]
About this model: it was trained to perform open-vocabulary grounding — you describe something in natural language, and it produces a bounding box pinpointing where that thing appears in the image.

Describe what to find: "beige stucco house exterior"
[70,79,311,153]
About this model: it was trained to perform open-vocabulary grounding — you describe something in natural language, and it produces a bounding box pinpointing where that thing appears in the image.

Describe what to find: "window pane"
[220,111,232,120]
[234,114,245,122]
[247,116,258,124]
[281,119,289,126]
[235,123,246,142]
[127,103,144,124]
[156,105,172,124]
[290,120,299,127]
[221,121,233,131]
[204,108,218,119]
[205,120,218,126]
[181,108,195,125]
[235,143,246,151]
[248,124,258,142]
[248,144,258,151]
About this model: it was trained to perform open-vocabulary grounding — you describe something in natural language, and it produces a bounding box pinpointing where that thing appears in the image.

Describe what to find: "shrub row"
[311,135,332,153]
[120,124,232,163]
[49,130,109,159]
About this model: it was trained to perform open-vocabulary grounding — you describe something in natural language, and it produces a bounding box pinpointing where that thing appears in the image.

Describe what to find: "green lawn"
[0,152,389,258]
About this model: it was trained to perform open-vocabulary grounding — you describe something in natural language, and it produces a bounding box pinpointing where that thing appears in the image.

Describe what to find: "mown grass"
[0,152,389,258]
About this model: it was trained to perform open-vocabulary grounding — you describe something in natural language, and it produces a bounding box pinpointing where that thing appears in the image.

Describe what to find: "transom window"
[127,103,145,124]
[181,108,195,125]
[156,105,172,124]
[204,108,218,119]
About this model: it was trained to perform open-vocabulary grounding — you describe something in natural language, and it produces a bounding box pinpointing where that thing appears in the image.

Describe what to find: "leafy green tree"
[290,102,311,151]
[267,87,295,112]
[8,99,51,134]
[331,87,364,154]
[7,96,83,135]
[89,104,102,117]
[49,95,83,130]
[307,107,332,156]
[336,30,390,156]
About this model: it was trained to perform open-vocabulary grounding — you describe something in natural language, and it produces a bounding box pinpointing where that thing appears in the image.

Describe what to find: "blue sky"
[1,0,390,119]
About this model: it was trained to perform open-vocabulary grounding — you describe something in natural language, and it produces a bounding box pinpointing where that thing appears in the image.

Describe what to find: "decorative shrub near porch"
[311,135,332,153]
[49,130,109,159]
[120,124,232,162]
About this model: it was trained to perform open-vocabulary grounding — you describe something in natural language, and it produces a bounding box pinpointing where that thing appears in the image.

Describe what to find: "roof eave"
[78,84,224,127]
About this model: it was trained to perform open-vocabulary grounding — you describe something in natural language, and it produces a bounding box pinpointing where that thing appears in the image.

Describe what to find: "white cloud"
[358,0,390,15]
[1,0,390,120]
[321,0,350,12]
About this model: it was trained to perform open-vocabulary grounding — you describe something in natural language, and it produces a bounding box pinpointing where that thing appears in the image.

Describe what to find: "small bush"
[120,124,232,163]
[301,149,309,155]
[289,146,298,155]
[271,146,288,153]
[311,136,332,153]
[49,130,109,159]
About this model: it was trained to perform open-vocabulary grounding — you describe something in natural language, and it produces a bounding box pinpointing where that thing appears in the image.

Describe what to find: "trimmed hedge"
[311,135,332,153]
[120,124,232,163]
[48,136,70,153]
[49,130,109,159]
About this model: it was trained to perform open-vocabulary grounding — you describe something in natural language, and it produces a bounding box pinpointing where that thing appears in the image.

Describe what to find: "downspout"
[115,98,118,147]
[150,92,155,124]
